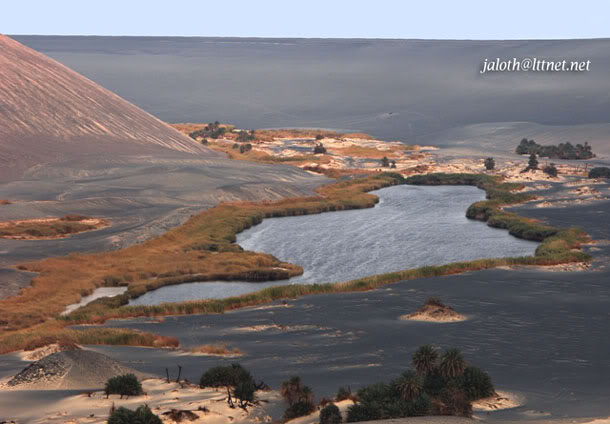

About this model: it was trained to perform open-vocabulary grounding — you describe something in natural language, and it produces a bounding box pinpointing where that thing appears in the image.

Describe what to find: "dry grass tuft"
[190,343,244,357]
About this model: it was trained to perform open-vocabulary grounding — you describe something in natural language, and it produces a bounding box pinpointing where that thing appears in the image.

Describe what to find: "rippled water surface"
[131,185,537,305]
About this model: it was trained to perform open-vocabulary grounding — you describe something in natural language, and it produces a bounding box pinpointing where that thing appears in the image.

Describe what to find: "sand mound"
[5,350,151,390]
[401,299,467,323]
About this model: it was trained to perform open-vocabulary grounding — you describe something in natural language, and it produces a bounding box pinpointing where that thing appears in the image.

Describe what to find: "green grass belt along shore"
[0,173,591,353]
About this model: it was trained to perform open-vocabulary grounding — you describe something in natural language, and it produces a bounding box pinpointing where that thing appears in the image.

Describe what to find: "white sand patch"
[472,390,524,411]
[8,379,283,424]
[62,287,128,315]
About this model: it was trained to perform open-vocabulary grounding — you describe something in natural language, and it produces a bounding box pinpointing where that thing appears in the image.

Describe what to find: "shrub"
[346,402,379,422]
[108,404,162,424]
[234,378,256,407]
[484,157,495,170]
[199,363,252,389]
[320,403,342,424]
[589,167,610,179]
[439,386,472,417]
[281,376,315,419]
[543,163,558,177]
[104,374,143,399]
[315,134,324,141]
[314,143,327,154]
[284,400,316,420]
[347,380,431,421]
[381,156,390,167]
[457,366,495,401]
[422,370,446,397]
[336,386,352,401]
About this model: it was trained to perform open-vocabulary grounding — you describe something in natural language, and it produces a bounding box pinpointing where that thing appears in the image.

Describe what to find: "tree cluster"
[199,363,264,409]
[189,121,226,140]
[281,376,316,420]
[516,138,595,160]
[346,346,494,422]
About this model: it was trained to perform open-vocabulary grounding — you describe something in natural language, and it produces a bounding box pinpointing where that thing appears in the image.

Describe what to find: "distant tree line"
[189,121,226,140]
[516,138,595,160]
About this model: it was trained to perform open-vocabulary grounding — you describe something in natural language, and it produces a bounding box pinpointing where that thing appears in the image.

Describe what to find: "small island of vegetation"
[401,297,467,323]
[516,138,595,160]
[0,215,109,240]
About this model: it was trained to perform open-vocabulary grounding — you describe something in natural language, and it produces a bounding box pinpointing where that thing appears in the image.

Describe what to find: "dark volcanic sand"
[42,180,610,423]
[0,155,326,298]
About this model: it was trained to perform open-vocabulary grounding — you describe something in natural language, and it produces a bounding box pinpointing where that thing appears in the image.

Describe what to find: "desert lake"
[130,185,537,305]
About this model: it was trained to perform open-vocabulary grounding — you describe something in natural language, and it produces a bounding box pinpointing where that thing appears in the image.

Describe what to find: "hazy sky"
[3,0,609,39]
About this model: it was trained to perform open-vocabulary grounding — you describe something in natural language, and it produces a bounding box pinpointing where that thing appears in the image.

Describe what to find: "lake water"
[130,185,537,305]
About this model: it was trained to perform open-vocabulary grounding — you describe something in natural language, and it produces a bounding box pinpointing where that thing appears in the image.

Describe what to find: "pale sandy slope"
[0,34,219,180]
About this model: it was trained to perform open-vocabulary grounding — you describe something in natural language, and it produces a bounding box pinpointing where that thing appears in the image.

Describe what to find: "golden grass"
[0,215,108,239]
[205,141,332,165]
[0,172,591,353]
[0,173,402,341]
[191,343,244,356]
[170,123,373,143]
[56,173,590,328]
[0,321,178,355]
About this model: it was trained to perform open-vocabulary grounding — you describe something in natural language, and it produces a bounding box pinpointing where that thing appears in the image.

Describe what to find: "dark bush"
[314,143,327,154]
[320,403,342,424]
[336,386,352,401]
[381,156,390,167]
[281,376,315,419]
[199,363,252,389]
[484,157,495,171]
[589,167,610,179]
[422,370,446,397]
[439,386,472,417]
[283,400,316,420]
[346,402,380,422]
[457,366,495,401]
[234,379,256,407]
[105,374,143,399]
[108,404,162,424]
[543,163,558,177]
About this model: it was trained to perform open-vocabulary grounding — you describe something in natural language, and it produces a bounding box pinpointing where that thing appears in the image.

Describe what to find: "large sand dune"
[0,36,327,297]
[0,35,218,180]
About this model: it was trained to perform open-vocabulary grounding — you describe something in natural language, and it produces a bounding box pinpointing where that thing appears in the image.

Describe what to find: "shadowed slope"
[0,35,218,180]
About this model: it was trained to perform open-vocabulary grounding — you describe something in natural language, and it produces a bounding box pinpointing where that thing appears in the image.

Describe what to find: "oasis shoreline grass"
[0,173,591,353]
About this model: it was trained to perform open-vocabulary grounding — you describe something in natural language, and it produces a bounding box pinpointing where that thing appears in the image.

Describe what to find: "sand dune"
[0,35,219,180]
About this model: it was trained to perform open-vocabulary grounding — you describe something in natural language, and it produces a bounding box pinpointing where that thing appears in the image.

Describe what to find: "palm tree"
[412,345,438,375]
[396,372,422,401]
[439,348,466,379]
